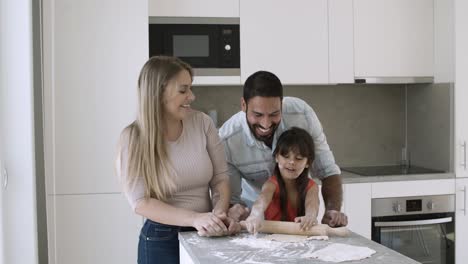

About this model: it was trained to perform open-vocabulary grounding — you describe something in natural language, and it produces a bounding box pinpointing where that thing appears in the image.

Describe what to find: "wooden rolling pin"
[241,220,350,237]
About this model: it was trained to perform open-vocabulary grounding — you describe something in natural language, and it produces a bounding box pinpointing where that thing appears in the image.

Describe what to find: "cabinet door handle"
[374,217,453,227]
[2,168,7,190]
[462,186,467,216]
[462,141,467,170]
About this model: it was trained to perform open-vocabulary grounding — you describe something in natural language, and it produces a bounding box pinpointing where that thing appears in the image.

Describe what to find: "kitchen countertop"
[179,231,420,264]
[340,171,455,184]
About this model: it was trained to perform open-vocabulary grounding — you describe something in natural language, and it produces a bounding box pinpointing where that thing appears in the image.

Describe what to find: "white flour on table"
[184,233,375,263]
[309,243,376,262]
[226,234,317,261]
[230,235,284,249]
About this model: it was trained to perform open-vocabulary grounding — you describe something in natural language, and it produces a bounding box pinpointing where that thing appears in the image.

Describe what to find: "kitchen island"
[178,231,420,264]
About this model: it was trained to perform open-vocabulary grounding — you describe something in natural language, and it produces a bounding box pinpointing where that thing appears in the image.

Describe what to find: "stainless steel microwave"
[149,17,240,69]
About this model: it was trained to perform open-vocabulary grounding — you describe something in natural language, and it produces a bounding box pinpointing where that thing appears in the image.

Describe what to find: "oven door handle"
[374,217,453,227]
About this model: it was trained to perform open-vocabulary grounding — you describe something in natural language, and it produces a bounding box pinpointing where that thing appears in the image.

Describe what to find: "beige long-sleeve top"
[117,111,229,213]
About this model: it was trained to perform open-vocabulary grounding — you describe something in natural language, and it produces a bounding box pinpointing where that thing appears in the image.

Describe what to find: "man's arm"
[297,99,347,227]
[226,163,250,221]
[321,175,348,227]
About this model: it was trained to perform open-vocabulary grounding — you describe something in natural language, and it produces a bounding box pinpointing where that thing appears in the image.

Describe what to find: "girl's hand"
[193,212,228,237]
[294,215,318,231]
[241,215,264,234]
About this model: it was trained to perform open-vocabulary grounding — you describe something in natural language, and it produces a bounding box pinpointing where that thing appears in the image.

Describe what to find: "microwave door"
[162,24,218,68]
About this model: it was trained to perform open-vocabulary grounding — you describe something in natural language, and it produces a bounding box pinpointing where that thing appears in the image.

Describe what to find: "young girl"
[243,127,320,234]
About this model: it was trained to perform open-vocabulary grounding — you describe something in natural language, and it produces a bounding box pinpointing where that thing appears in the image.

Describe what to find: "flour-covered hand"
[242,215,263,234]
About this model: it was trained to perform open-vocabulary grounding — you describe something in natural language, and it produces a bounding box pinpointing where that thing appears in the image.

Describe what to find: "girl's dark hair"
[272,127,315,221]
[243,71,283,103]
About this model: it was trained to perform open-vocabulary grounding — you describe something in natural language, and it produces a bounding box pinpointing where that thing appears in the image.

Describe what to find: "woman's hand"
[241,215,264,234]
[213,211,242,235]
[192,212,228,237]
[294,215,318,231]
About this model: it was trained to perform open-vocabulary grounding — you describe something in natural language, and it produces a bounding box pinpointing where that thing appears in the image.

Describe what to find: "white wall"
[0,0,39,263]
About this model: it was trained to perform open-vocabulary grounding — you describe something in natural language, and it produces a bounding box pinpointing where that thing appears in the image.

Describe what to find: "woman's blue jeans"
[138,219,196,264]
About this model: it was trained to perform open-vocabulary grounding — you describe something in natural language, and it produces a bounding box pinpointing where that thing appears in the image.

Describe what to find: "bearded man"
[219,71,348,227]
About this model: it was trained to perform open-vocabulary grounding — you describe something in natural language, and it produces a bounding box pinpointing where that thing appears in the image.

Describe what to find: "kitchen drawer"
[51,193,142,264]
[372,179,455,198]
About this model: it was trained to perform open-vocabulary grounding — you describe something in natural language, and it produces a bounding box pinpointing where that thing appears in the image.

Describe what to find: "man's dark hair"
[243,71,283,103]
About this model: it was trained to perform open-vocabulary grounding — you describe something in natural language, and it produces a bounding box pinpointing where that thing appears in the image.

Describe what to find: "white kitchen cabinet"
[434,0,454,83]
[328,0,354,84]
[343,183,372,239]
[42,0,148,194]
[149,0,239,18]
[51,194,142,264]
[240,0,329,85]
[0,0,38,262]
[454,1,468,263]
[353,0,434,79]
[455,178,468,264]
[454,0,468,178]
[42,0,148,263]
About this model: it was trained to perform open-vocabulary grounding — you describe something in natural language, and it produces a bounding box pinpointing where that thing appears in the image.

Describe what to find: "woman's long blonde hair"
[121,56,193,201]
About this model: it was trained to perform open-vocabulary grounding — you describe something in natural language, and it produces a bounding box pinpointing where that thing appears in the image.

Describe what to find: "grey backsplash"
[192,83,451,171]
[407,83,452,172]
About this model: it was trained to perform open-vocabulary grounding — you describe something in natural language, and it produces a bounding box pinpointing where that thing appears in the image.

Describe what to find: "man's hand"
[321,210,348,227]
[216,211,242,235]
[227,203,250,221]
[224,217,242,235]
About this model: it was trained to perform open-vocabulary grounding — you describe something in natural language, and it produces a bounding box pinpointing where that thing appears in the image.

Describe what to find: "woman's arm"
[135,198,228,236]
[294,183,320,230]
[210,176,230,215]
[243,181,276,234]
[209,175,241,235]
[202,112,239,234]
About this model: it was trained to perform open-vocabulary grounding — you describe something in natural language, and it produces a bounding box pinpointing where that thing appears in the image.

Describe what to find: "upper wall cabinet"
[240,0,329,85]
[329,0,354,83]
[149,0,239,17]
[353,0,434,80]
[43,0,148,194]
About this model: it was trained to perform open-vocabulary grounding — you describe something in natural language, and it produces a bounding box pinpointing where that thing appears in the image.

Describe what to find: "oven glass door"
[372,213,455,264]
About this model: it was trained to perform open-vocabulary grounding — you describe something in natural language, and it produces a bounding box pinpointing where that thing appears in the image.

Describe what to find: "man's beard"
[247,121,279,145]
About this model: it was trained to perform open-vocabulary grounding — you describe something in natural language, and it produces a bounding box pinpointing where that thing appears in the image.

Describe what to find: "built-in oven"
[372,195,455,264]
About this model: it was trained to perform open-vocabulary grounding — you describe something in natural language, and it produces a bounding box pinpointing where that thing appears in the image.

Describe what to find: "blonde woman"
[116,56,238,264]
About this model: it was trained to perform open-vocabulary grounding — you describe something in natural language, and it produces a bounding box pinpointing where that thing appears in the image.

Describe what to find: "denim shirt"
[219,97,341,207]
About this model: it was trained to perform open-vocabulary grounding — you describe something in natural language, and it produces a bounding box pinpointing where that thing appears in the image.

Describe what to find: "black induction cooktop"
[341,165,445,176]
